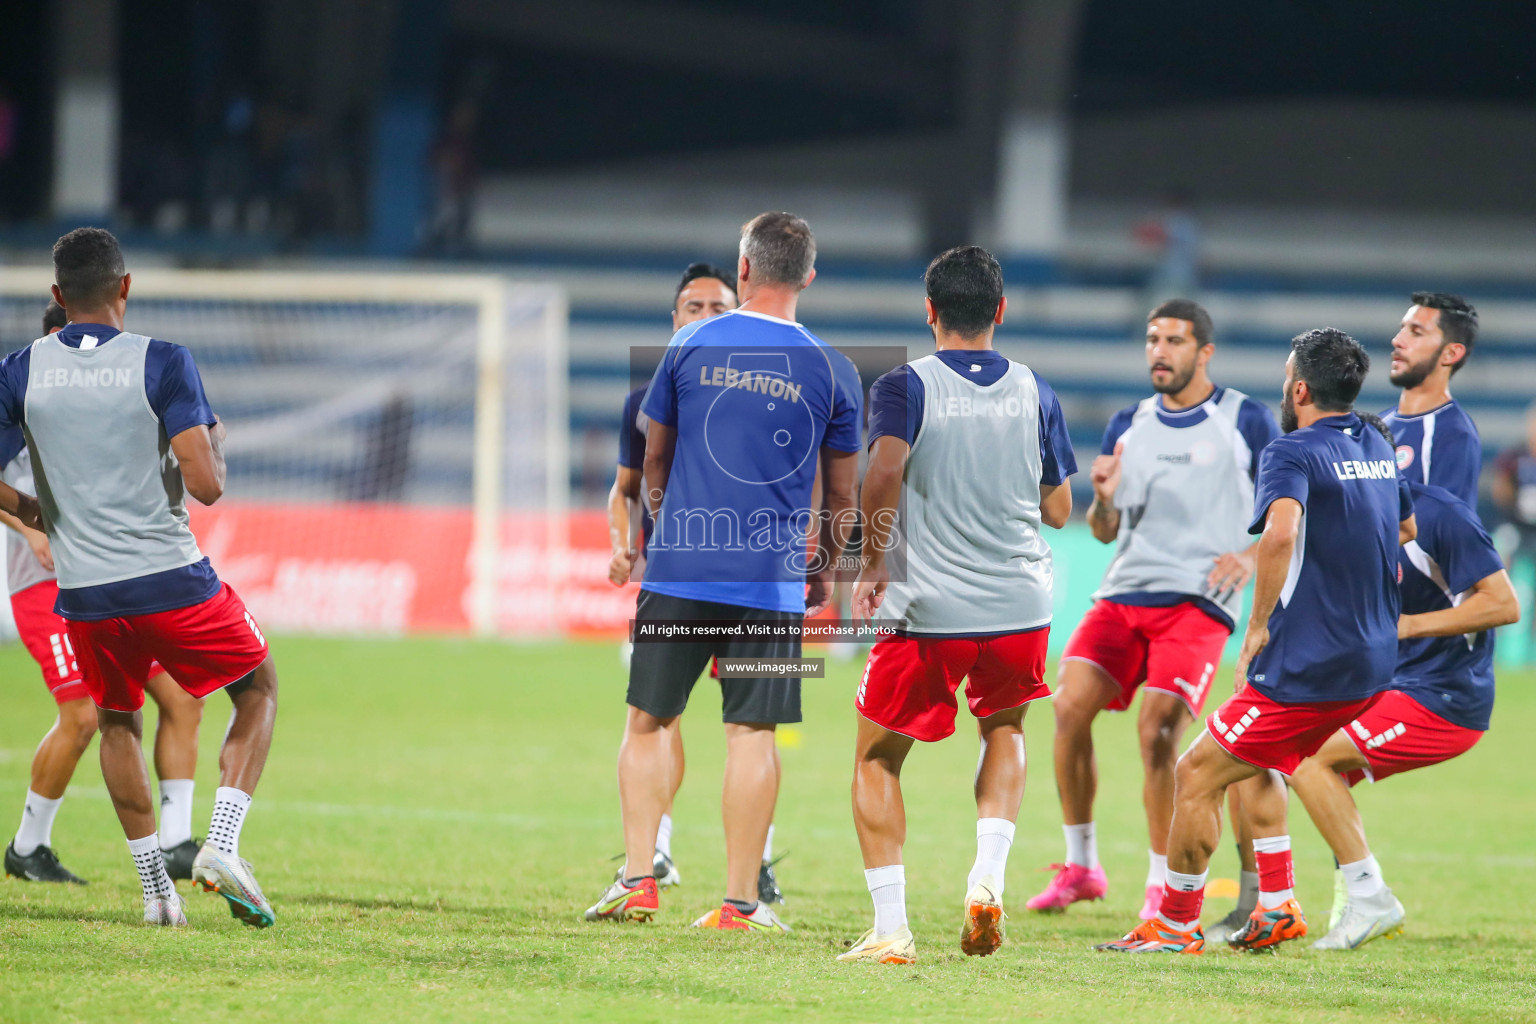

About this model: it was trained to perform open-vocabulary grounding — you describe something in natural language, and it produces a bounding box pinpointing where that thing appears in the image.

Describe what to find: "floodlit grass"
[2,637,1533,1022]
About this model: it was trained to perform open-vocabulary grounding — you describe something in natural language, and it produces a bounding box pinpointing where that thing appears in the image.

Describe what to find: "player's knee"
[1173,743,1218,797]
[624,704,675,736]
[162,692,205,728]
[61,702,98,751]
[1052,688,1098,735]
[1138,713,1184,766]
[96,706,141,738]
[230,657,278,705]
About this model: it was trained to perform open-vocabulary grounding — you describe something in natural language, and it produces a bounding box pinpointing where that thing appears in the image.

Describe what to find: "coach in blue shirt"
[1099,327,1417,954]
[584,213,863,932]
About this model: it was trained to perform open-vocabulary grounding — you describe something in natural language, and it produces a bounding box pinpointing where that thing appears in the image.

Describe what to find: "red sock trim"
[1159,884,1204,924]
[1255,848,1294,894]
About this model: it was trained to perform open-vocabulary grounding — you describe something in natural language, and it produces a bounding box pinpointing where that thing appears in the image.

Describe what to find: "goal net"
[0,269,568,637]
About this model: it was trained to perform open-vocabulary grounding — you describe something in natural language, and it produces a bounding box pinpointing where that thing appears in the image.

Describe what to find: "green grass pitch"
[2,636,1534,1022]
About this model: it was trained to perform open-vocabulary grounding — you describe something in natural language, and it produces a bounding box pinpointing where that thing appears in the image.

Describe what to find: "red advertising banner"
[189,502,639,636]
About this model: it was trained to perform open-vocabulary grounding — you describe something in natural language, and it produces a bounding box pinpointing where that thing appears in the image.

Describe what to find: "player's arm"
[0,481,43,532]
[642,420,676,517]
[1400,568,1520,639]
[852,435,907,620]
[1399,514,1417,547]
[171,417,226,505]
[1235,497,1302,683]
[0,506,53,570]
[1040,482,1072,529]
[807,447,859,617]
[1087,440,1123,543]
[1207,539,1261,598]
[607,466,642,587]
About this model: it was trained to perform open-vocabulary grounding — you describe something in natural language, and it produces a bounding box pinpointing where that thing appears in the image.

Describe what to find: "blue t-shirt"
[1097,386,1281,626]
[0,323,221,618]
[1393,483,1504,731]
[617,384,654,555]
[865,348,1077,485]
[0,424,25,468]
[1382,399,1481,508]
[1245,412,1413,704]
[639,309,864,612]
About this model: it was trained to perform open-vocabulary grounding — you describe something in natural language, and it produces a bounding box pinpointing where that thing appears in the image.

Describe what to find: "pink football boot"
[1025,863,1108,912]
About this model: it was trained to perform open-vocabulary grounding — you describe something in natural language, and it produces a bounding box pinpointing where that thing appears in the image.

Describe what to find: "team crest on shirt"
[1396,445,1414,470]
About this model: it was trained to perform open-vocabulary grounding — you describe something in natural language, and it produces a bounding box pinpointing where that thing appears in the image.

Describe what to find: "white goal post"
[0,267,569,637]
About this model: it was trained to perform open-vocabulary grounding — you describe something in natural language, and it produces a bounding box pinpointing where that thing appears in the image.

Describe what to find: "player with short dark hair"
[607,261,754,896]
[1382,292,1481,505]
[837,245,1076,963]
[1098,327,1415,954]
[1027,299,1279,921]
[3,299,207,886]
[586,212,861,932]
[1285,452,1519,949]
[0,228,280,928]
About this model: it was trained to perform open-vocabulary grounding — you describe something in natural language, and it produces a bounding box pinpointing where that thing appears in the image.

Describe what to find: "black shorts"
[627,590,803,724]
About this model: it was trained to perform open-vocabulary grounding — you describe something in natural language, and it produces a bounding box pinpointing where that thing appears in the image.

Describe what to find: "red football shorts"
[855,628,1051,742]
[1061,600,1229,715]
[1339,689,1484,786]
[11,581,88,705]
[1208,683,1378,776]
[66,584,268,713]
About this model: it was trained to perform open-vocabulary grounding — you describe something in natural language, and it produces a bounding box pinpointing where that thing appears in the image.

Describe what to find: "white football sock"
[13,790,63,857]
[207,787,252,858]
[762,824,775,863]
[158,779,195,850]
[1146,851,1168,889]
[968,818,1015,894]
[1238,869,1260,912]
[1253,834,1294,904]
[1063,822,1097,868]
[866,864,907,936]
[1341,854,1386,900]
[128,833,174,900]
[655,813,673,859]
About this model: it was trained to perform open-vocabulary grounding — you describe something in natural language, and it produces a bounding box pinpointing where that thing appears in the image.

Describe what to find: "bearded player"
[1285,426,1517,948]
[1027,300,1278,921]
[1382,293,1481,505]
[0,228,279,927]
[3,299,206,886]
[1098,328,1414,954]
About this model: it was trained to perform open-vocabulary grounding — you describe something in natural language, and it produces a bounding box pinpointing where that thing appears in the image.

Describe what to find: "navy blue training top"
[1245,412,1413,704]
[1393,483,1505,731]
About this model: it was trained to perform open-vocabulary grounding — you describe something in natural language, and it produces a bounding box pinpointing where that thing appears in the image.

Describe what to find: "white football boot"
[1311,887,1405,950]
[837,924,917,964]
[144,891,188,927]
[192,845,275,928]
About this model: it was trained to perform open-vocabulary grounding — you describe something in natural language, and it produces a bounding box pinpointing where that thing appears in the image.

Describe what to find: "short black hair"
[674,262,736,307]
[1291,327,1370,412]
[42,299,67,333]
[1359,412,1394,445]
[52,227,126,308]
[924,245,1004,338]
[1148,298,1214,347]
[740,212,816,287]
[1411,291,1478,374]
